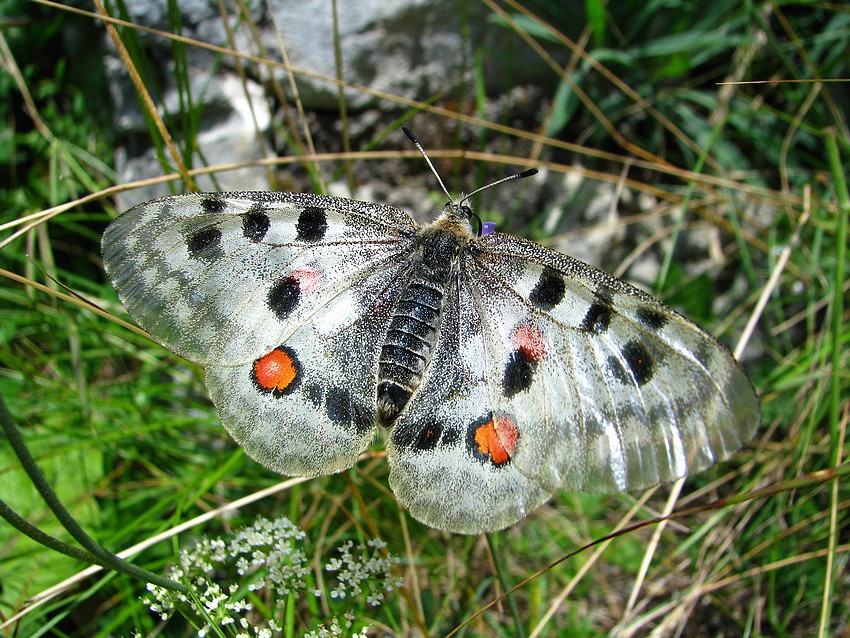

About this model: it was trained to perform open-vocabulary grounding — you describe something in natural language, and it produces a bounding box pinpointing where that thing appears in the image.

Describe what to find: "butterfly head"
[434,201,480,238]
[402,126,537,239]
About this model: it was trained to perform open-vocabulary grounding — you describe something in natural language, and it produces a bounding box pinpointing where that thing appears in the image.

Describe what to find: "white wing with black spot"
[386,231,759,533]
[469,232,760,493]
[103,191,417,365]
[385,271,552,533]
[204,261,404,476]
[103,191,417,475]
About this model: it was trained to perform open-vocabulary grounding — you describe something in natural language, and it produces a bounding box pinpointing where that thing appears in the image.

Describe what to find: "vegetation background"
[1,0,848,636]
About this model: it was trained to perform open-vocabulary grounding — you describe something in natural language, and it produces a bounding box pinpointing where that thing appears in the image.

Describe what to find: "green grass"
[2,1,849,636]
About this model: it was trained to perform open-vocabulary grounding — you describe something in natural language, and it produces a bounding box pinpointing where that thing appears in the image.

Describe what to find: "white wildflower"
[143,516,398,636]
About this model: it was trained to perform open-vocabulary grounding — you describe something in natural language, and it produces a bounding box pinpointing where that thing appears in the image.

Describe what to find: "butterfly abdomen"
[376,227,466,423]
[377,280,442,422]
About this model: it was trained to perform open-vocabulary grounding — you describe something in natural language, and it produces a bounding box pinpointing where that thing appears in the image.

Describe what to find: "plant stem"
[0,498,108,565]
[0,394,187,594]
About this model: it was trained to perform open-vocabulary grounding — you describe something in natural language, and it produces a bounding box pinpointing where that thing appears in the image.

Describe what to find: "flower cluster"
[325,538,402,606]
[303,612,369,638]
[143,516,400,637]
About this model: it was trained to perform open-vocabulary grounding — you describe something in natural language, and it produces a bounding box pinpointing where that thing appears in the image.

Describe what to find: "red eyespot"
[511,323,547,362]
[290,267,323,294]
[253,347,301,396]
[473,416,519,465]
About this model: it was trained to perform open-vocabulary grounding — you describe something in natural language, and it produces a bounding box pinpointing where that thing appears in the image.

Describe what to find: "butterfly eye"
[462,206,485,237]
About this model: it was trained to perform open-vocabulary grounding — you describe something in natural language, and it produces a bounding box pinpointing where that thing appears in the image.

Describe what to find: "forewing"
[466,232,760,494]
[386,231,759,534]
[103,191,416,476]
[102,191,416,365]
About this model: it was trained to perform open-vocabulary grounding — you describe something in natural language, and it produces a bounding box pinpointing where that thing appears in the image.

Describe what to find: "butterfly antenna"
[459,168,538,206]
[402,126,454,203]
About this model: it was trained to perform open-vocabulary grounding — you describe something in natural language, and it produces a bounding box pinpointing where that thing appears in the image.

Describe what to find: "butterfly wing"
[103,191,417,475]
[387,231,759,534]
[103,192,417,365]
[385,273,553,534]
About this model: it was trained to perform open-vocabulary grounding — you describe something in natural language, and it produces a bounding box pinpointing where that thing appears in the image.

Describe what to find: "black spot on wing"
[186,226,223,261]
[502,349,536,397]
[441,426,460,446]
[606,354,628,385]
[243,210,271,242]
[529,267,566,310]
[200,197,226,214]
[580,301,613,333]
[326,386,373,435]
[267,276,301,320]
[409,421,444,451]
[296,206,328,242]
[302,382,324,408]
[636,307,668,330]
[622,340,654,385]
[393,419,458,451]
[607,340,656,386]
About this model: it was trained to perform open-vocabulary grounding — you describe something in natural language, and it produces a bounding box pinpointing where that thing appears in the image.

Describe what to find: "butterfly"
[102,128,760,534]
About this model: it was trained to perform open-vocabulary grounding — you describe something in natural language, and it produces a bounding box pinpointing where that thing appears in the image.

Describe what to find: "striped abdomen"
[376,280,445,423]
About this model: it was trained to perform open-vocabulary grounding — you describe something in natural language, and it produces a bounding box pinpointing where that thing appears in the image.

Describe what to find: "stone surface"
[107,0,561,204]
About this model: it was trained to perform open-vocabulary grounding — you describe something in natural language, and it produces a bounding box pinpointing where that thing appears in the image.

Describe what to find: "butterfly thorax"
[431,202,477,237]
[376,215,472,424]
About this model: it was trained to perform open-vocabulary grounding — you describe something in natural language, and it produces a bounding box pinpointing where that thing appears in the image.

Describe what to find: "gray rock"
[106,0,563,205]
[115,73,272,209]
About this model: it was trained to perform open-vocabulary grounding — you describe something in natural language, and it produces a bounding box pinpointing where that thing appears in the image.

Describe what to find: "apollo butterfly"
[103,128,759,533]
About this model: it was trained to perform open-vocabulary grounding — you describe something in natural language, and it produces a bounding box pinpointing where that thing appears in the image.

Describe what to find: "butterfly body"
[377,204,474,421]
[103,188,759,534]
